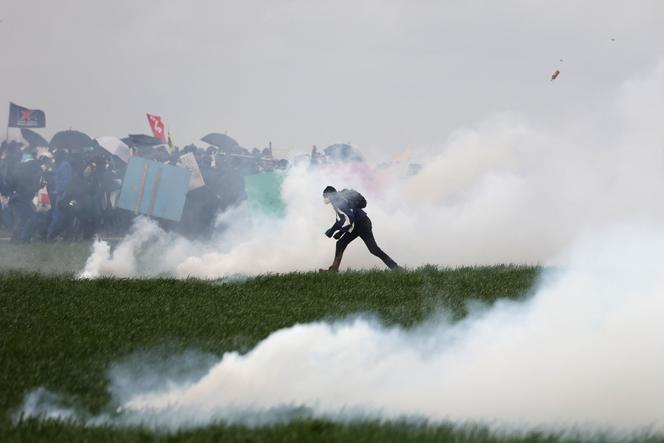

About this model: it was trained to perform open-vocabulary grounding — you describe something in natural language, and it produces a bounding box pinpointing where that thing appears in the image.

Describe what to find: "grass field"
[0,239,120,275]
[0,266,659,442]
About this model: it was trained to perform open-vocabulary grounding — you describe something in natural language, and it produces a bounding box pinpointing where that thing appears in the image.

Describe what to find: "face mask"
[323,195,331,204]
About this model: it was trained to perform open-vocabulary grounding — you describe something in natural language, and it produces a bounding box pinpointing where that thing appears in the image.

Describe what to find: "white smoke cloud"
[106,226,664,432]
[20,225,664,436]
[80,60,664,278]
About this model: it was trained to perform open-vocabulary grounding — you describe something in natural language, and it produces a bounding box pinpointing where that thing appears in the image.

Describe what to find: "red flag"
[146,113,167,143]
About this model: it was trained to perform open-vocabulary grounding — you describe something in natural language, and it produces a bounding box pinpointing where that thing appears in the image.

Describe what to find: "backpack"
[340,188,366,209]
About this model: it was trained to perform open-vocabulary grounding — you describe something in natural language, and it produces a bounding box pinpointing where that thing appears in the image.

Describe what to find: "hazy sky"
[1,1,663,156]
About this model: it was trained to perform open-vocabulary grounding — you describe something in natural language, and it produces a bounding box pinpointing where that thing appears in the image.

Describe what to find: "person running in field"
[321,185,400,272]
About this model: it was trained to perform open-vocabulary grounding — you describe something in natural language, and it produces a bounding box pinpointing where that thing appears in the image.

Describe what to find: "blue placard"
[117,157,191,222]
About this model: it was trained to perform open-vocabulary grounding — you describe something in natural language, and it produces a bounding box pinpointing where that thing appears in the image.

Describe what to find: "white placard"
[177,152,205,190]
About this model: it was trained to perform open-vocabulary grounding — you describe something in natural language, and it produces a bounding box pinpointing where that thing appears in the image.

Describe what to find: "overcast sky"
[1,0,663,156]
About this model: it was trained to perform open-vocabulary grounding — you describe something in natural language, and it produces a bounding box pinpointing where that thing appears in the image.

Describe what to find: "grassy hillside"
[0,241,93,274]
[2,267,643,442]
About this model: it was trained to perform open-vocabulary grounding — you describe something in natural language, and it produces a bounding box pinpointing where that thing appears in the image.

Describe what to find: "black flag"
[8,102,46,128]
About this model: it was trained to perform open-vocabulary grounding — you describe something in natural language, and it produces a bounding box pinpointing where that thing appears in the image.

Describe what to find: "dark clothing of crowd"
[0,138,286,243]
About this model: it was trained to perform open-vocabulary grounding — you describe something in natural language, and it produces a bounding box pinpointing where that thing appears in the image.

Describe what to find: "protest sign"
[117,157,191,222]
[176,152,205,190]
[244,171,285,216]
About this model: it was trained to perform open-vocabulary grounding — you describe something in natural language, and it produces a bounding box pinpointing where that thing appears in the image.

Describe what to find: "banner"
[244,171,286,216]
[117,157,191,222]
[146,113,167,143]
[8,102,46,128]
[176,152,205,191]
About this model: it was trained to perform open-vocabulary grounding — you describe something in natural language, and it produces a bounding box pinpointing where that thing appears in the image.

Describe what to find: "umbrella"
[122,134,163,148]
[96,136,131,163]
[324,144,363,162]
[49,130,95,151]
[21,128,48,147]
[201,133,239,151]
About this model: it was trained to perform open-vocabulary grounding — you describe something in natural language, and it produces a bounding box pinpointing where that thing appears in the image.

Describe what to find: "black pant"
[10,198,36,243]
[335,217,398,269]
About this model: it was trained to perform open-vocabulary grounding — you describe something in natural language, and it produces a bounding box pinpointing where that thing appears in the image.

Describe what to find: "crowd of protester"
[0,133,289,243]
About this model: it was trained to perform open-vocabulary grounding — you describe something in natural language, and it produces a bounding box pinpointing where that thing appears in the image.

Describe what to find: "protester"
[69,159,101,240]
[0,127,319,244]
[0,142,22,230]
[46,150,73,241]
[321,186,400,272]
[1,136,287,241]
[7,153,47,243]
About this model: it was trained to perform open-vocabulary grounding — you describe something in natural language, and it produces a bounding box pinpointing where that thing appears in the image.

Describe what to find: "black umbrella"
[21,128,49,147]
[201,133,239,151]
[324,144,363,162]
[49,130,95,151]
[122,134,163,148]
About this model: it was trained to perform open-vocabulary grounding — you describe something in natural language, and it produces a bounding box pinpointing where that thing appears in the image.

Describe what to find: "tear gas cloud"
[82,61,664,278]
[21,225,664,434]
[18,62,664,437]
[8,3,664,438]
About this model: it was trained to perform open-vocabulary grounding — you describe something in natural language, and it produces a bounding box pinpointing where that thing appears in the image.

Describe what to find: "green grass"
[1,267,654,442]
[0,241,93,274]
[0,236,125,274]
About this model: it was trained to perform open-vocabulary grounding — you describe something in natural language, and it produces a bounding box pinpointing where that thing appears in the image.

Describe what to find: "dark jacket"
[326,193,367,236]
[54,160,72,201]
[8,160,43,203]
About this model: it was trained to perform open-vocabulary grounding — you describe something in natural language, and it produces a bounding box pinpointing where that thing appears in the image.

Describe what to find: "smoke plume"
[81,60,664,278]
[20,225,664,435]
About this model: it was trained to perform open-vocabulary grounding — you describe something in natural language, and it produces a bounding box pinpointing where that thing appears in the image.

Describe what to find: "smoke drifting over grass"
[50,59,664,436]
[19,226,664,435]
[80,60,664,278]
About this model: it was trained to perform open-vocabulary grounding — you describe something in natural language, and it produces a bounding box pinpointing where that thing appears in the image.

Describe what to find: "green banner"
[243,171,286,216]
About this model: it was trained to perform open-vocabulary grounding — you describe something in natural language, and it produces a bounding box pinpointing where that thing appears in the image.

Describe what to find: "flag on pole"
[167,129,175,154]
[8,102,46,128]
[146,113,167,143]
